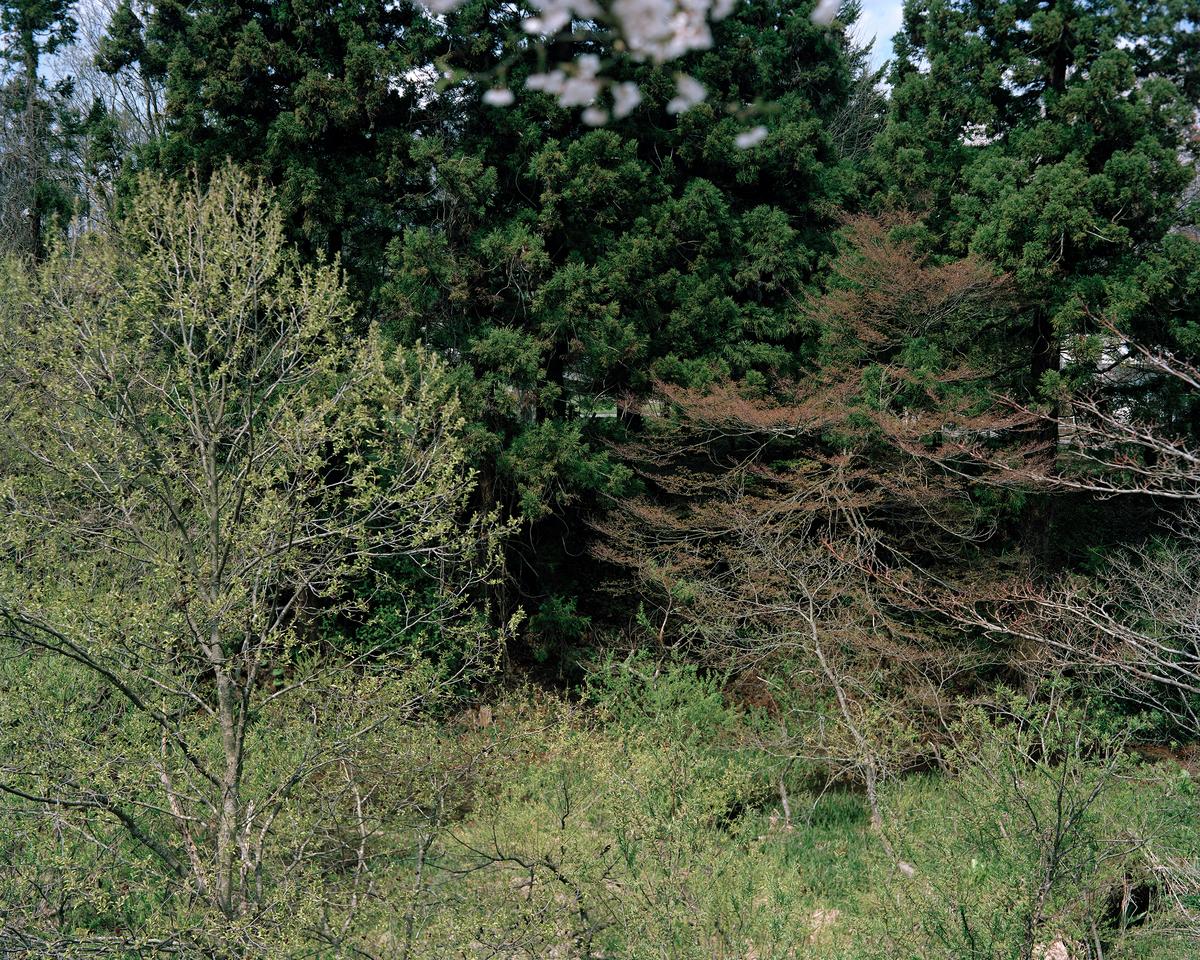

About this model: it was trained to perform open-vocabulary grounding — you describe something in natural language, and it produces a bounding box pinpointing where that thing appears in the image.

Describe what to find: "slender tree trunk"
[1024,308,1061,565]
[214,666,244,917]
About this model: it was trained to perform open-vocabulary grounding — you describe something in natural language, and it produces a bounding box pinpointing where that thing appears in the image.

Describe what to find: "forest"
[2,0,1200,956]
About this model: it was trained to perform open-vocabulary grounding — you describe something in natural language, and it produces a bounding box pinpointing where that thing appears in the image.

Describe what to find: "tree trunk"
[214,666,244,918]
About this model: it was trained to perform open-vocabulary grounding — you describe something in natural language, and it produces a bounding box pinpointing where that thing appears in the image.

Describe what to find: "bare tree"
[593,215,1016,843]
[878,308,1200,733]
[46,0,167,226]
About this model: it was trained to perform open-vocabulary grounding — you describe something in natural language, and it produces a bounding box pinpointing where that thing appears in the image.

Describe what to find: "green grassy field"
[352,668,1200,959]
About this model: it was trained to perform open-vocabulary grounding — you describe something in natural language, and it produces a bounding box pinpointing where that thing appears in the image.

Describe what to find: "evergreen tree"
[872,0,1200,565]
[0,0,77,256]
[97,0,452,301]
[876,0,1200,396]
[378,0,874,654]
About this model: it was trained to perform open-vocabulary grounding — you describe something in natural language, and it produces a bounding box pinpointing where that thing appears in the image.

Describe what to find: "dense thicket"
[81,0,879,656]
[3,0,1200,956]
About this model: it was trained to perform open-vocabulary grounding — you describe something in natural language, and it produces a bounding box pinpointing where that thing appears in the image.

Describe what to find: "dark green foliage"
[99,0,453,299]
[867,0,1200,586]
[383,3,875,641]
[876,0,1200,395]
[1,0,76,74]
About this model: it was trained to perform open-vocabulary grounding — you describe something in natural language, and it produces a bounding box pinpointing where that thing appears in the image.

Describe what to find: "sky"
[852,0,905,73]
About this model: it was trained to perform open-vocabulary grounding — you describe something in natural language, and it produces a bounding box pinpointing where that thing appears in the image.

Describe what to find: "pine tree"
[96,0,453,301]
[875,0,1200,562]
[0,0,77,256]
[877,0,1199,394]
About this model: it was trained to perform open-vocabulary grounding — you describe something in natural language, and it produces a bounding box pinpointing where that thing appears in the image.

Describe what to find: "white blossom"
[417,0,768,68]
[525,70,568,94]
[810,0,841,26]
[416,0,463,13]
[413,0,828,124]
[666,73,706,114]
[557,54,603,106]
[612,0,717,64]
[522,13,568,33]
[526,57,603,109]
[558,76,602,106]
[482,87,516,106]
[734,125,768,148]
[522,0,601,35]
[612,81,643,119]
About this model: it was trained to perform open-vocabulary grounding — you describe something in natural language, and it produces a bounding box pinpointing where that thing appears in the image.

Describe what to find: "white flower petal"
[612,81,642,119]
[612,0,713,63]
[810,0,840,26]
[416,0,465,13]
[482,87,515,106]
[558,75,602,107]
[667,73,706,114]
[734,125,768,148]
[526,70,567,93]
[576,54,602,77]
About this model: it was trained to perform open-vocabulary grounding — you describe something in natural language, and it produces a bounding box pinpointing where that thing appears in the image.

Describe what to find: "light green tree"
[0,167,511,953]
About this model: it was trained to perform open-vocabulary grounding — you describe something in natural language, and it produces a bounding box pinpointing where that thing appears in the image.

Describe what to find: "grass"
[377,676,1200,959]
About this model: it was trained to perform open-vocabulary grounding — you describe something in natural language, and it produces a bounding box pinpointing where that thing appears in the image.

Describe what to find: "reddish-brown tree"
[593,215,1020,832]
